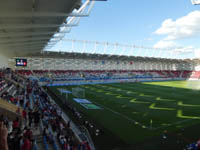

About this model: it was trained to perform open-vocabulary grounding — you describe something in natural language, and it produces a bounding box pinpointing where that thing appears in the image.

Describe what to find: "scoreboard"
[16,58,27,67]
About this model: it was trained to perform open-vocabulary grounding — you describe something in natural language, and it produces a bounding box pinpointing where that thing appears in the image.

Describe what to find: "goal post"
[72,87,85,98]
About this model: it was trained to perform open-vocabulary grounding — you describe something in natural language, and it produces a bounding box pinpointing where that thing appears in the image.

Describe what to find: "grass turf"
[47,80,200,149]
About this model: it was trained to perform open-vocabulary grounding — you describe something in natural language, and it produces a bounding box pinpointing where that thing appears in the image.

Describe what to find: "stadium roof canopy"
[24,51,198,64]
[0,0,95,57]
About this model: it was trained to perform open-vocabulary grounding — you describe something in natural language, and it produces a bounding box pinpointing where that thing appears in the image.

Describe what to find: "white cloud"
[194,49,200,58]
[144,38,153,41]
[155,11,200,40]
[154,40,195,55]
[153,40,178,49]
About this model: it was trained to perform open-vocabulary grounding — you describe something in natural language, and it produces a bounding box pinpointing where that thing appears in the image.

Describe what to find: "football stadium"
[0,0,200,150]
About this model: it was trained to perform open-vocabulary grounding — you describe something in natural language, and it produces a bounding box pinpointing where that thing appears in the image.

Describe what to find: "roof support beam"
[0,41,49,46]
[0,24,77,29]
[15,46,45,50]
[0,31,55,38]
[0,35,53,40]
[8,46,45,51]
[0,31,70,38]
[45,0,95,49]
[0,37,60,44]
[0,36,60,42]
[0,12,89,18]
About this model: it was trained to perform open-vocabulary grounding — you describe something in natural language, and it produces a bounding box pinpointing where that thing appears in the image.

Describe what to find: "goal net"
[72,87,85,98]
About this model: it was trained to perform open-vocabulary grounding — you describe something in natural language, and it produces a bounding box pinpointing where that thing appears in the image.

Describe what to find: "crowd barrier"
[46,77,185,87]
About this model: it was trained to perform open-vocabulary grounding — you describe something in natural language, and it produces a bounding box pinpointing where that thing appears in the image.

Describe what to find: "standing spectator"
[0,122,9,150]
[23,128,33,141]
[20,97,24,107]
[67,120,71,129]
[21,136,31,150]
[22,109,27,126]
[16,107,20,114]
[85,142,91,150]
[197,139,200,150]
[33,110,40,129]
[25,101,30,109]
[13,133,22,150]
[28,109,33,127]
[12,117,20,130]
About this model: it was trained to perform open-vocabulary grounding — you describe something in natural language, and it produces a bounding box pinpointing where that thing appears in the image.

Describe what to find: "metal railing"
[79,126,96,150]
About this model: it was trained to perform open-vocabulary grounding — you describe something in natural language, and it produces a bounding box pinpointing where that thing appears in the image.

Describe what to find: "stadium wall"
[0,54,9,68]
[44,77,185,87]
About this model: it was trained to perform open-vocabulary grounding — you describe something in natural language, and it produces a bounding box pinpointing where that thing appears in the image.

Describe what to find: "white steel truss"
[44,0,97,51]
[48,38,196,59]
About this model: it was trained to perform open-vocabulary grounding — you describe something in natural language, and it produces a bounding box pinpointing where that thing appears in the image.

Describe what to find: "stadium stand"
[0,54,199,150]
[0,69,93,150]
[0,0,200,149]
[15,69,194,84]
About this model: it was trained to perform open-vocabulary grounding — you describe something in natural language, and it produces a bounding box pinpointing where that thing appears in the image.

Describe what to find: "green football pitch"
[47,80,200,149]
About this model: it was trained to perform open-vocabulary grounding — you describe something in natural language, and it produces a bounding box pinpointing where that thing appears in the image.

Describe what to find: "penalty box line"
[92,101,154,130]
[86,86,196,131]
[86,87,155,130]
[154,118,193,130]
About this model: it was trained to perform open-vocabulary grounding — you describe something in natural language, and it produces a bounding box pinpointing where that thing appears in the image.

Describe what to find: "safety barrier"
[46,77,185,87]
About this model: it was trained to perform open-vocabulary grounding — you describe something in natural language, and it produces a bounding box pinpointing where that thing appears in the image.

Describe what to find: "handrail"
[79,126,96,150]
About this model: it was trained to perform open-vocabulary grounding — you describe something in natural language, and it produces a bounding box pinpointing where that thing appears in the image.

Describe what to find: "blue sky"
[48,0,200,59]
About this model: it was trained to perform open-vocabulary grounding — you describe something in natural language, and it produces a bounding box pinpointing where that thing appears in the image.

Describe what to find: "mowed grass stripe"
[83,84,181,127]
[56,85,154,143]
[107,82,200,102]
[50,81,200,145]
[83,83,200,126]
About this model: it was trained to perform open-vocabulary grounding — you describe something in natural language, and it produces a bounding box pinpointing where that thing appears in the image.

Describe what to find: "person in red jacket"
[12,117,19,129]
[22,109,27,126]
[197,139,200,149]
[85,142,91,150]
[21,136,31,150]
[23,128,33,141]
[22,110,27,120]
